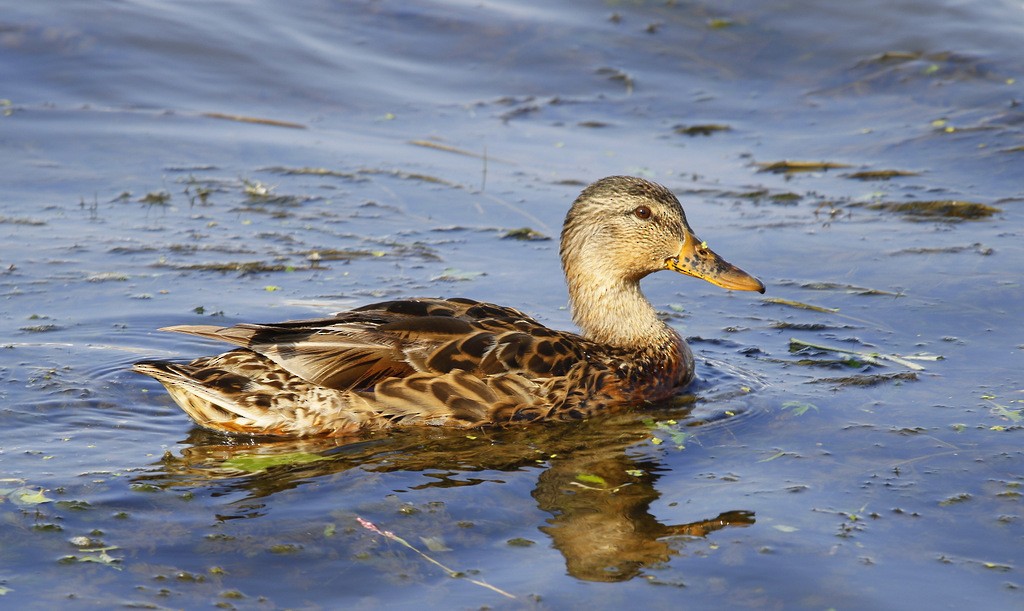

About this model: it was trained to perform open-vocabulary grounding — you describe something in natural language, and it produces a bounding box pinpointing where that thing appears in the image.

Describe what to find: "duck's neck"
[566,268,678,349]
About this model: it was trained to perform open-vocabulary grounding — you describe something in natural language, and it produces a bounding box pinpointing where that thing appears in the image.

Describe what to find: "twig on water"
[356,516,516,600]
[789,338,942,371]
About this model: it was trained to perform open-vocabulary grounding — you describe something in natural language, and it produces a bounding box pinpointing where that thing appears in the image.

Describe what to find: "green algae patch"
[756,160,852,174]
[262,166,361,179]
[866,200,1001,220]
[674,124,732,136]
[152,260,303,274]
[0,215,46,226]
[810,372,919,387]
[503,227,551,241]
[223,451,331,473]
[138,191,171,205]
[764,297,839,314]
[844,170,921,180]
[202,112,306,129]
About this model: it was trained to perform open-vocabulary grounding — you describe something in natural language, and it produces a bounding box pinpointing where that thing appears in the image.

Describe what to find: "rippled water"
[2,1,1022,608]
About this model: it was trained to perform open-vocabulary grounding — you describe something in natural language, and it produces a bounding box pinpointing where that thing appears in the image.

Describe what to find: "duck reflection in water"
[139,410,754,583]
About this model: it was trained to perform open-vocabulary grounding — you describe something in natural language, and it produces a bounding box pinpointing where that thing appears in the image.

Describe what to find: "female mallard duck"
[134,176,764,437]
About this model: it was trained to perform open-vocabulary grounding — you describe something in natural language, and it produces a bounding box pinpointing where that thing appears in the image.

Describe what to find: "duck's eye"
[633,205,652,220]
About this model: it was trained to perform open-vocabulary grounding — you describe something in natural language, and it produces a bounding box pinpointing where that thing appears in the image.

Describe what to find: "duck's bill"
[665,235,766,293]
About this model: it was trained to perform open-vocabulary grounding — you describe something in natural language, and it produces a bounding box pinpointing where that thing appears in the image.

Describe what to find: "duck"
[133,176,765,437]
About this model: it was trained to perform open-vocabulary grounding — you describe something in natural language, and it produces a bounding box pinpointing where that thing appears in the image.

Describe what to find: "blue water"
[1,1,1022,608]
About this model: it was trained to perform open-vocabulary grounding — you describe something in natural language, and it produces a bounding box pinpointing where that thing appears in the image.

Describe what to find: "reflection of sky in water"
[0,1,1022,608]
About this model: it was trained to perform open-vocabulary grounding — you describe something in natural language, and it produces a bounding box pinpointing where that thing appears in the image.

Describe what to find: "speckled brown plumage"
[134,176,764,437]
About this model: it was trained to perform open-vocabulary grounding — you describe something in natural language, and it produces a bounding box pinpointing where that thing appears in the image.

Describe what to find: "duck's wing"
[160,297,591,391]
[134,350,551,435]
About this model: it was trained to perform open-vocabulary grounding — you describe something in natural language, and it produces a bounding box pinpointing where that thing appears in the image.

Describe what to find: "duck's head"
[561,176,765,292]
[560,176,763,344]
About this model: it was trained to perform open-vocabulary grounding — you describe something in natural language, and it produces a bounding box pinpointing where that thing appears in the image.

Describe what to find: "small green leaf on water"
[781,401,818,416]
[264,285,281,292]
[988,400,1023,422]
[651,437,664,445]
[625,469,644,477]
[14,487,52,505]
[982,561,1012,572]
[576,474,607,486]
[0,585,10,595]
[507,538,535,547]
[759,451,787,463]
[323,524,336,537]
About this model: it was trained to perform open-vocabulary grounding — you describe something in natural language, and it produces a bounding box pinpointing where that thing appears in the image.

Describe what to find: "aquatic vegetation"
[201,112,305,129]
[810,371,919,387]
[137,191,171,205]
[865,200,1002,220]
[780,401,818,416]
[150,260,302,274]
[674,124,732,136]
[765,297,839,313]
[756,160,852,174]
[502,227,550,241]
[408,139,488,159]
[843,169,920,180]
[789,338,942,371]
[0,215,46,226]
[642,417,692,449]
[2,0,1022,607]
[0,479,53,506]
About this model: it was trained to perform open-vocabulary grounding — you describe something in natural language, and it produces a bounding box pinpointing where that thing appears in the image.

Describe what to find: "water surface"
[1,1,1022,608]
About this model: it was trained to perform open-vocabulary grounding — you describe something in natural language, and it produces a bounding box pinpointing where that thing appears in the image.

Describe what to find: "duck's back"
[133,297,670,437]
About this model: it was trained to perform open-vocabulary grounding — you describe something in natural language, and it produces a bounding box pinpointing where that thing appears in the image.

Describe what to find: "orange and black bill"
[665,231,765,293]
